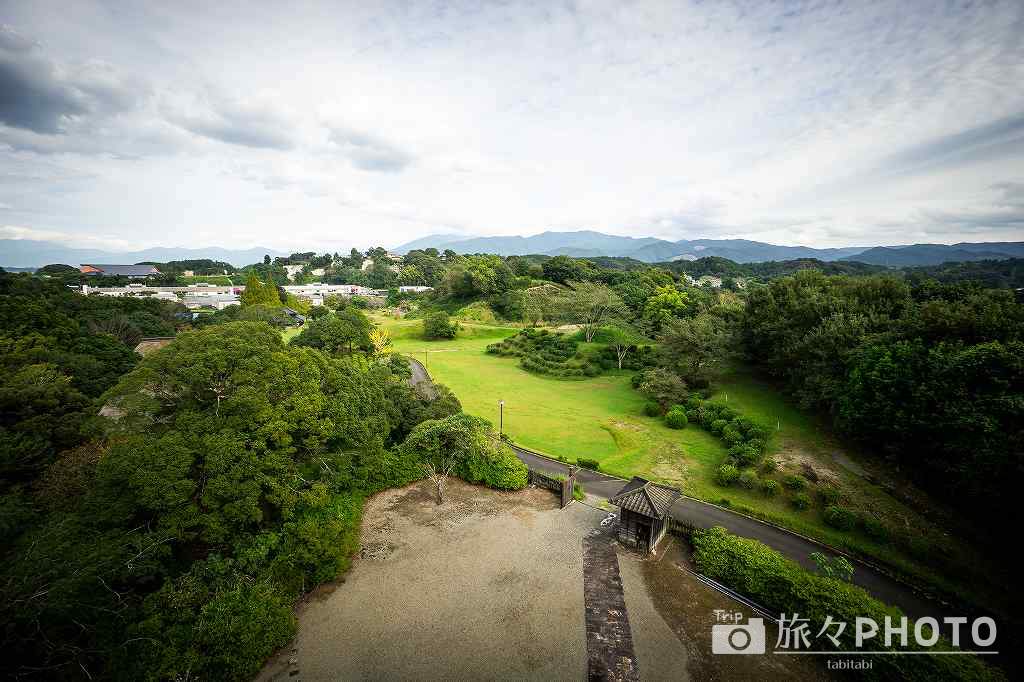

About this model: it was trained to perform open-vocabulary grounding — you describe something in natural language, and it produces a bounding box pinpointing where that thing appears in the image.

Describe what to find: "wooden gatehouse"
[609,477,682,554]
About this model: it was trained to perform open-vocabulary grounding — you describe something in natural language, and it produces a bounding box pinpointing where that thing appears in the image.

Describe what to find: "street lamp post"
[499,400,505,436]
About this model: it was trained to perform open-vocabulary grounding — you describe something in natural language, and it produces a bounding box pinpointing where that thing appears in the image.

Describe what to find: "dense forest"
[742,273,1023,537]
[0,271,522,679]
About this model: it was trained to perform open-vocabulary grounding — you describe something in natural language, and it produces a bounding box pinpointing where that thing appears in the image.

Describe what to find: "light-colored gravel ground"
[259,480,817,682]
[259,479,597,681]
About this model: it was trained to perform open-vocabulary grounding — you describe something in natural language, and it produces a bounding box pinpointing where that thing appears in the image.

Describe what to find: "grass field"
[368,314,1001,606]
[380,315,726,489]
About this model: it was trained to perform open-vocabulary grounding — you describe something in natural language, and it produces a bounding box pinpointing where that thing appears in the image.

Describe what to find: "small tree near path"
[400,413,525,505]
[604,323,643,369]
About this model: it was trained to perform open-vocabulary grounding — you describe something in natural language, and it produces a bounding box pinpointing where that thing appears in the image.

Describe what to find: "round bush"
[790,492,812,510]
[716,407,737,422]
[823,505,858,531]
[685,396,704,411]
[760,457,778,474]
[714,463,740,487]
[738,470,759,489]
[644,402,662,417]
[760,478,780,497]
[859,514,890,541]
[735,445,760,466]
[710,418,729,435]
[721,425,744,445]
[783,474,808,491]
[665,407,688,429]
[746,438,766,456]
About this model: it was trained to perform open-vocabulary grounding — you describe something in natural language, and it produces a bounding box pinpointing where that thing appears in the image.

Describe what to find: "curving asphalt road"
[511,445,943,622]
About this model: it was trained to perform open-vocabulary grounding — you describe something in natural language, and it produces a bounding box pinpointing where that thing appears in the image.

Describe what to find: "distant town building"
[697,275,723,288]
[182,270,195,277]
[398,285,433,293]
[182,293,238,310]
[282,283,374,304]
[80,264,161,278]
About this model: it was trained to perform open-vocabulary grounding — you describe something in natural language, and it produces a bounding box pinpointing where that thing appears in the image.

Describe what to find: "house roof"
[609,476,681,519]
[81,264,161,276]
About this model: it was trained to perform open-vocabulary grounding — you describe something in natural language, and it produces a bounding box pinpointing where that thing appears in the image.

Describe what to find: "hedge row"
[692,527,1000,681]
[487,330,596,379]
[679,397,771,468]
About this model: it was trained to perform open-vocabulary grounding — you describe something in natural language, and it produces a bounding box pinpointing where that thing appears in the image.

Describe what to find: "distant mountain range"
[0,241,287,269]
[3,233,1023,270]
[393,231,1024,266]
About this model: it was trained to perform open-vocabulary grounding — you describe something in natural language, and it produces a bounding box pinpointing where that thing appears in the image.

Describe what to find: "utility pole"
[499,400,505,435]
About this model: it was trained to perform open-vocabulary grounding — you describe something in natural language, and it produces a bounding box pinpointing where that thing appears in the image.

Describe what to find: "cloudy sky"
[1,0,1023,252]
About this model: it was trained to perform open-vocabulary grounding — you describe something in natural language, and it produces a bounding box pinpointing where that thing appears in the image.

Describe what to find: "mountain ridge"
[392,231,1024,265]
[0,241,287,269]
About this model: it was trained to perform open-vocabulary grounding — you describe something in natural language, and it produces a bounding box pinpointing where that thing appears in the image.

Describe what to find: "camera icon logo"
[711,618,766,655]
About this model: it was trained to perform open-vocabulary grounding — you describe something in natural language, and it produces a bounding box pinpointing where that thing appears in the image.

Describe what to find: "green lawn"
[370,315,1000,607]
[379,315,726,487]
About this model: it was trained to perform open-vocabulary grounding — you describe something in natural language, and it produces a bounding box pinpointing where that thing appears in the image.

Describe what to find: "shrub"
[823,505,858,531]
[760,457,778,474]
[817,484,842,507]
[572,482,585,501]
[714,463,740,487]
[738,470,759,489]
[859,514,890,542]
[783,474,808,491]
[423,311,458,339]
[665,406,688,429]
[760,478,780,497]
[710,418,728,435]
[576,457,600,471]
[685,396,704,411]
[734,445,760,466]
[715,406,737,422]
[745,438,766,456]
[790,492,812,510]
[721,424,744,445]
[644,401,662,417]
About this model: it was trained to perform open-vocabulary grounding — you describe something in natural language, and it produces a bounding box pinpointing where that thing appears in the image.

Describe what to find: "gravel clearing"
[258,480,596,681]
[258,479,813,681]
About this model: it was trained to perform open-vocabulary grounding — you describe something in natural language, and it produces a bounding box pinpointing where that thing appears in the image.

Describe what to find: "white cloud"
[0,1,1022,252]
[0,224,134,250]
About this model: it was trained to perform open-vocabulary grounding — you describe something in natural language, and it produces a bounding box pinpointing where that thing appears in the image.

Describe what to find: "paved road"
[407,357,437,398]
[512,446,943,621]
